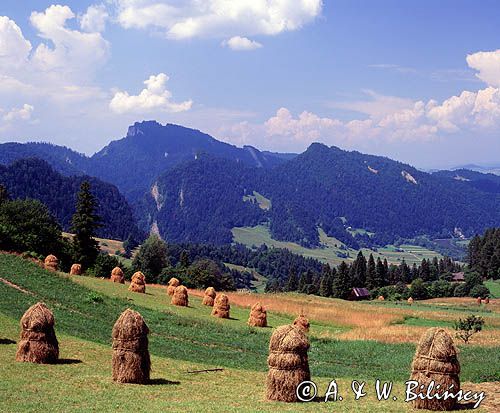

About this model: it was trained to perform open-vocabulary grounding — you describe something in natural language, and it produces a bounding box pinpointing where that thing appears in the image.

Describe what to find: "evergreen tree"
[374,257,385,288]
[366,254,377,290]
[0,184,9,204]
[332,261,351,299]
[285,268,298,292]
[319,266,332,297]
[71,181,101,270]
[180,250,190,268]
[419,259,431,281]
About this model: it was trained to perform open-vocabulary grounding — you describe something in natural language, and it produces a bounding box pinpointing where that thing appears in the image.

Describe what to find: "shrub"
[469,284,490,299]
[453,315,485,344]
[91,254,121,278]
[409,278,428,300]
[132,234,168,282]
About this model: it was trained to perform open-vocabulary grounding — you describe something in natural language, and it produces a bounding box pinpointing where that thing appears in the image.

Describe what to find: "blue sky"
[0,1,499,169]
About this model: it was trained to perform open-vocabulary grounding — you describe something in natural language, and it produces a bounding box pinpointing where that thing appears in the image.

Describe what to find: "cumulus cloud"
[115,0,322,43]
[80,4,109,33]
[2,104,34,122]
[110,73,193,114]
[466,49,500,87]
[223,36,262,51]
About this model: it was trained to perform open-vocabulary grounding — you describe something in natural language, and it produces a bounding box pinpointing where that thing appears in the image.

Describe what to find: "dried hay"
[266,325,310,402]
[211,293,230,318]
[44,255,58,271]
[378,295,385,301]
[293,314,310,332]
[15,302,59,364]
[484,297,490,304]
[408,297,414,305]
[171,285,188,307]
[166,277,180,296]
[69,263,82,276]
[110,267,125,284]
[248,302,267,327]
[112,309,150,384]
[477,296,482,305]
[410,327,460,410]
[129,271,146,293]
[202,287,216,306]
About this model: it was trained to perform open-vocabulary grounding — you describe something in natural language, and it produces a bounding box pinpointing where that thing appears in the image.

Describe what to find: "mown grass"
[1,254,497,383]
[485,280,500,298]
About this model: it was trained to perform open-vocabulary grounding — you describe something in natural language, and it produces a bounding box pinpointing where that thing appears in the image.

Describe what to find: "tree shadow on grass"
[57,358,83,365]
[0,338,16,344]
[148,378,181,386]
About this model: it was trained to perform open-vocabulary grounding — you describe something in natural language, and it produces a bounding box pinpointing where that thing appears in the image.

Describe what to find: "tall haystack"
[484,297,490,304]
[248,302,267,327]
[410,327,460,411]
[266,325,310,402]
[44,255,58,272]
[202,287,216,306]
[171,285,189,307]
[15,302,59,364]
[70,264,82,275]
[378,295,385,301]
[111,267,125,284]
[476,296,482,305]
[129,271,146,293]
[408,297,414,305]
[211,293,230,319]
[166,277,180,296]
[293,314,310,332]
[112,309,150,384]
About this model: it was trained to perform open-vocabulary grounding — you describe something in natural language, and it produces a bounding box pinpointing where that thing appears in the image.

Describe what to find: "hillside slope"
[0,158,142,241]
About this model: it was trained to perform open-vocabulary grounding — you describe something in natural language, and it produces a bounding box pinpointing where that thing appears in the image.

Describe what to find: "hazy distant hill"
[433,169,500,194]
[0,158,142,242]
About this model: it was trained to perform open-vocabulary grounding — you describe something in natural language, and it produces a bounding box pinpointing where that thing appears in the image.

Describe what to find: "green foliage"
[468,228,500,280]
[332,261,352,299]
[0,198,68,260]
[184,259,236,290]
[132,234,168,282]
[90,253,121,278]
[71,181,101,270]
[454,315,485,344]
[409,278,428,300]
[470,284,490,299]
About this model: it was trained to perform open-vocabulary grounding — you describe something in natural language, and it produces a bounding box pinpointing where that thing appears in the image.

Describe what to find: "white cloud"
[0,16,32,68]
[80,4,109,33]
[110,73,193,114]
[223,36,262,51]
[2,104,34,122]
[115,0,322,43]
[466,49,500,87]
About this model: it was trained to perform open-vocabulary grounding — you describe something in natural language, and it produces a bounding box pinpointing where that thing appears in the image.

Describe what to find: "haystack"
[112,309,150,384]
[111,267,125,284]
[484,297,490,304]
[70,264,82,275]
[248,302,267,327]
[129,271,146,293]
[211,293,230,318]
[202,287,216,306]
[378,295,385,301]
[171,285,189,307]
[408,297,414,305]
[410,328,460,410]
[166,277,180,296]
[476,296,482,305]
[293,314,310,332]
[266,325,310,402]
[15,302,59,364]
[44,255,58,271]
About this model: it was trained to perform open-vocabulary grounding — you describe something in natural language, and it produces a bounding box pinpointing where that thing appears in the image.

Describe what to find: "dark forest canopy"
[468,228,500,279]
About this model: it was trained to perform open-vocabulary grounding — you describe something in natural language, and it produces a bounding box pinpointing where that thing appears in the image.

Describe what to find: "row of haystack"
[15,302,462,410]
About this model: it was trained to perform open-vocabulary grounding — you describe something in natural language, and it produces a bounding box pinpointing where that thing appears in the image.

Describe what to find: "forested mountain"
[1,122,499,249]
[468,228,500,279]
[149,143,500,246]
[0,121,288,202]
[433,169,500,194]
[0,158,142,242]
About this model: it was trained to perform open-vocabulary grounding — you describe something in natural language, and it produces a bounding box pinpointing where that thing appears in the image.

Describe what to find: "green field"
[232,225,442,266]
[0,254,497,412]
[485,280,500,298]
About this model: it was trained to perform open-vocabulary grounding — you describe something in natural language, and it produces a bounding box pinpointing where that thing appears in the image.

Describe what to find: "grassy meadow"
[232,224,443,266]
[0,253,499,412]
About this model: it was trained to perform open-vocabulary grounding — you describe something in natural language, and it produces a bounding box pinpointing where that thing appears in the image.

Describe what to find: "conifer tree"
[285,268,298,292]
[71,181,101,270]
[332,261,351,299]
[366,254,377,290]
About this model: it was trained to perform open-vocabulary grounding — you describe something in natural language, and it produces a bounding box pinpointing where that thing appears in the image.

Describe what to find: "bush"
[428,280,454,298]
[469,284,490,299]
[454,315,485,344]
[90,254,121,278]
[132,234,168,282]
[453,283,469,297]
[409,278,428,300]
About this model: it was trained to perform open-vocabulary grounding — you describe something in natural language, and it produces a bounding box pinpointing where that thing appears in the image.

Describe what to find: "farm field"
[232,225,443,266]
[0,253,499,412]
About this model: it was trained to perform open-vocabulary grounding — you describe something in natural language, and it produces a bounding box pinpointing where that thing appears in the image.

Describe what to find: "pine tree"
[353,251,366,287]
[366,254,376,290]
[319,266,332,297]
[419,259,431,281]
[285,268,298,292]
[332,261,351,299]
[375,257,385,288]
[71,181,101,270]
[180,250,190,268]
